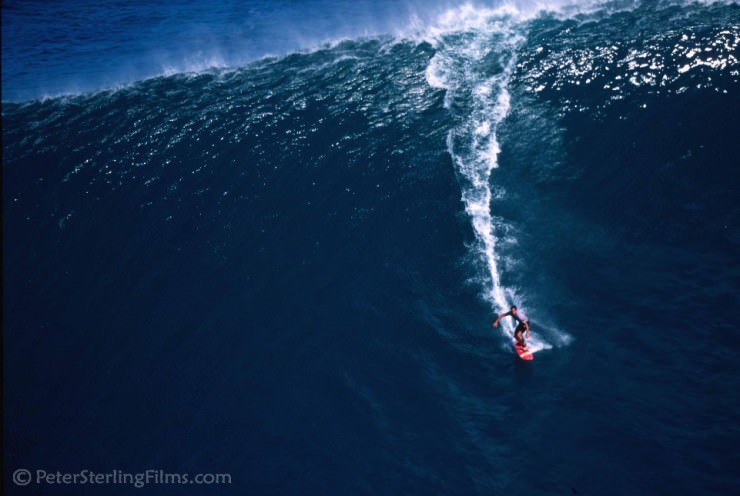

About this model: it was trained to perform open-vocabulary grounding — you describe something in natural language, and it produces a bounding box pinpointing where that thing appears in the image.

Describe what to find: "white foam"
[425,63,449,89]
[422,3,577,352]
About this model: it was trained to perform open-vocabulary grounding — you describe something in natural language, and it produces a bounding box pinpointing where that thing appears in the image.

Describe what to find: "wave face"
[4,1,740,495]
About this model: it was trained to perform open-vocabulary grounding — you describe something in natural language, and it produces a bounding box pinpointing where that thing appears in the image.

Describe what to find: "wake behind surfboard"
[515,343,533,361]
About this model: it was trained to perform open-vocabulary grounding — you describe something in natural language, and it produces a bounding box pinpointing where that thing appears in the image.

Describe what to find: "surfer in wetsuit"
[493,306,530,348]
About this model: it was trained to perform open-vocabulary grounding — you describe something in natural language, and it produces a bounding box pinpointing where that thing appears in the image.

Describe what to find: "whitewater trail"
[419,0,738,354]
[423,4,558,353]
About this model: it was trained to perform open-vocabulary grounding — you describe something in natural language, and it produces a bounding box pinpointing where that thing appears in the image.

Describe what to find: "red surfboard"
[515,343,533,361]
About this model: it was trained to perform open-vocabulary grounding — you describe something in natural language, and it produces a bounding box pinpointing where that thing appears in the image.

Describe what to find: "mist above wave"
[4,0,716,102]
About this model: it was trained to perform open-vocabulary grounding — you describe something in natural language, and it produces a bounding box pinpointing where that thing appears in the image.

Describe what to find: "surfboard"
[515,343,533,361]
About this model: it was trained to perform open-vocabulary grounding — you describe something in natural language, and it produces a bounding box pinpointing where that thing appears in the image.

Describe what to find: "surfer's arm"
[524,321,530,336]
[492,312,510,327]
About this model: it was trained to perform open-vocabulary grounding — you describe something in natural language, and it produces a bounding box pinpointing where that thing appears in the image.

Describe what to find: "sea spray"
[424,5,556,351]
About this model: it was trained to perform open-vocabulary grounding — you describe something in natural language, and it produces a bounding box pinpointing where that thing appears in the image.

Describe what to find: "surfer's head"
[511,305,518,315]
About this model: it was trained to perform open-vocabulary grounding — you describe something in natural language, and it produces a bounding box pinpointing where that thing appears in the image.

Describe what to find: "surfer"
[493,306,530,348]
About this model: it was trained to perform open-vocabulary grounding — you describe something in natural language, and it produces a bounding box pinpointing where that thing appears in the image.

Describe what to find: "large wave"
[4,0,738,358]
[4,2,739,493]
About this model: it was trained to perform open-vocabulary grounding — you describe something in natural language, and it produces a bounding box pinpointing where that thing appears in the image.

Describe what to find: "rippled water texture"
[4,1,739,495]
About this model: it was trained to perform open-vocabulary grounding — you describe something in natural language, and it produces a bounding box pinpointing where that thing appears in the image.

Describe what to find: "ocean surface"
[3,0,739,494]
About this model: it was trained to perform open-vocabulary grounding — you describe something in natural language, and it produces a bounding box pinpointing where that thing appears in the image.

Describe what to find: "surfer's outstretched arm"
[492,312,510,327]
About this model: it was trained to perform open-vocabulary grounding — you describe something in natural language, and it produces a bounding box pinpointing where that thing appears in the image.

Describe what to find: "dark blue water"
[4,1,740,495]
